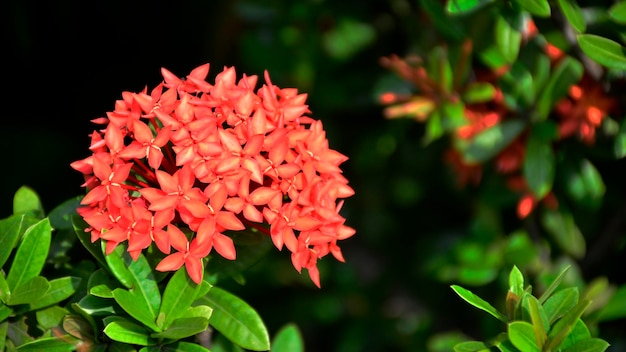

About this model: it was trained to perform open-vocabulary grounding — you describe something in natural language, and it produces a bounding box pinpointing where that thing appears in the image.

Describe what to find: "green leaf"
[565,159,605,207]
[526,296,548,349]
[446,0,494,14]
[15,336,77,351]
[561,338,610,352]
[158,341,211,352]
[0,214,26,268]
[495,12,522,63]
[560,319,591,350]
[453,341,490,352]
[28,276,81,311]
[104,319,157,346]
[557,0,586,33]
[271,323,304,352]
[598,285,626,321]
[197,286,270,351]
[106,245,161,323]
[523,131,555,199]
[546,299,592,351]
[508,321,541,352]
[455,119,527,164]
[88,269,119,298]
[322,19,375,61]
[609,1,626,24]
[538,265,570,306]
[36,305,69,330]
[151,316,209,340]
[541,209,586,259]
[462,82,496,104]
[536,57,583,120]
[63,314,95,341]
[6,276,50,306]
[48,196,82,231]
[578,34,626,70]
[6,218,51,290]
[509,265,524,297]
[514,0,550,17]
[75,294,121,317]
[159,269,206,330]
[12,186,44,219]
[543,287,579,325]
[0,321,8,351]
[450,285,508,322]
[113,289,160,332]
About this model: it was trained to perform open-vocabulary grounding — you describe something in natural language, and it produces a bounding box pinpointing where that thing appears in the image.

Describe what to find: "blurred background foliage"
[2,0,626,351]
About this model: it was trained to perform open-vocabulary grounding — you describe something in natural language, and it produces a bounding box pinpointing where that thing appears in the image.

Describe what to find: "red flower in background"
[72,64,355,286]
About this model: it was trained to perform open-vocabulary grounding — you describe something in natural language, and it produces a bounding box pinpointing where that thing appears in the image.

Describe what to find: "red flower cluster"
[72,64,355,286]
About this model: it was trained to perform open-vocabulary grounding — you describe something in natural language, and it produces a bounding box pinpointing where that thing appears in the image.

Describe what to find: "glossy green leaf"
[104,319,156,346]
[271,323,304,352]
[523,132,554,199]
[557,0,586,33]
[541,209,586,259]
[446,0,494,14]
[508,321,540,352]
[15,336,77,351]
[578,34,626,70]
[514,0,550,17]
[158,341,211,352]
[495,13,522,63]
[561,338,610,352]
[75,294,121,317]
[539,266,570,305]
[598,285,626,321]
[526,296,547,349]
[106,244,161,321]
[159,269,206,330]
[12,186,44,219]
[197,286,270,351]
[543,287,579,325]
[509,265,524,297]
[451,285,508,322]
[28,276,81,311]
[151,316,209,340]
[48,196,82,231]
[462,82,496,104]
[113,289,160,332]
[560,319,591,350]
[546,299,592,351]
[536,57,583,120]
[500,60,534,110]
[455,119,527,164]
[6,218,51,290]
[6,276,49,306]
[609,1,626,24]
[0,214,25,268]
[453,341,490,351]
[88,269,119,298]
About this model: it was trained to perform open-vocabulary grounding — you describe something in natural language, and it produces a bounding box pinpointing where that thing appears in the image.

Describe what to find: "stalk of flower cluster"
[72,64,355,286]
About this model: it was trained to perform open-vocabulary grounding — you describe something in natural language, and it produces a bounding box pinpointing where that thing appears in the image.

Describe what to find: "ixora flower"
[72,63,355,287]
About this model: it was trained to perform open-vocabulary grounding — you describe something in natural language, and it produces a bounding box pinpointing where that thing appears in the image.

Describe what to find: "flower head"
[73,64,354,286]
